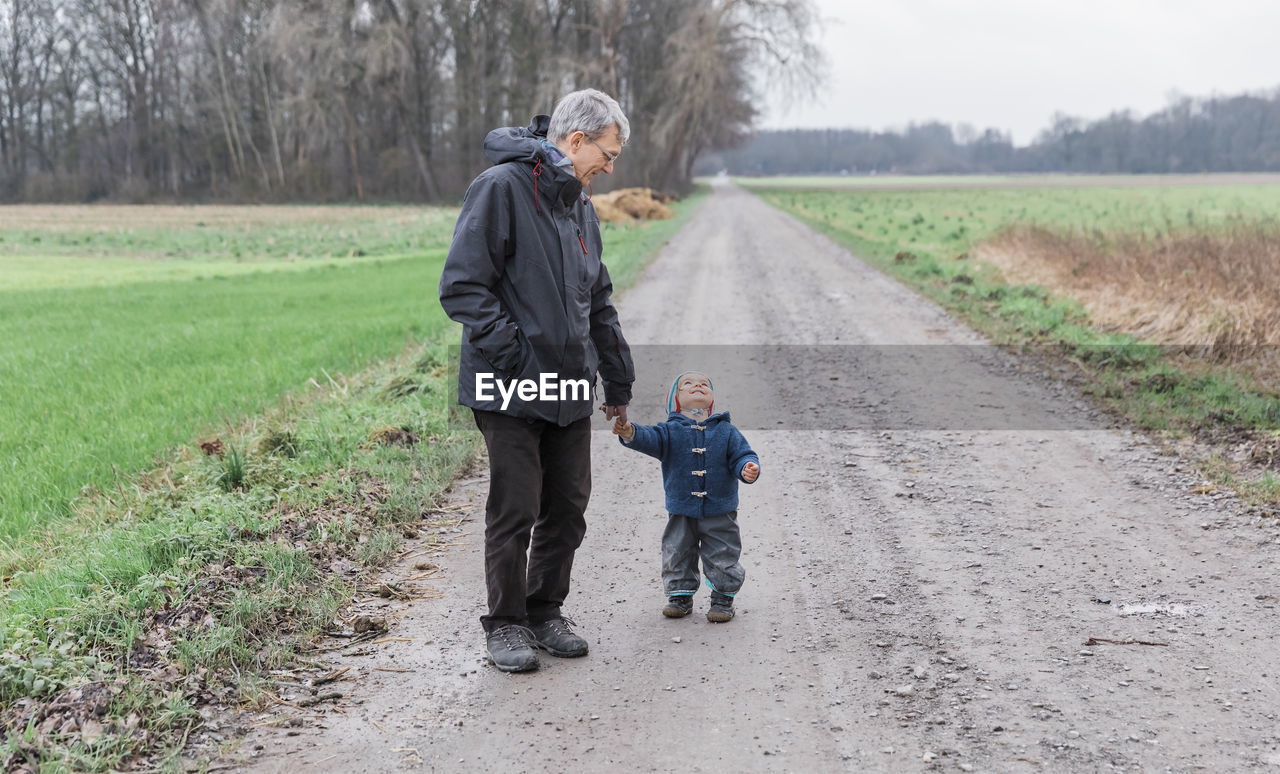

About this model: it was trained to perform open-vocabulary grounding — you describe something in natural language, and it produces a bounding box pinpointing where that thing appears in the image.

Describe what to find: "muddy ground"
[226,181,1280,773]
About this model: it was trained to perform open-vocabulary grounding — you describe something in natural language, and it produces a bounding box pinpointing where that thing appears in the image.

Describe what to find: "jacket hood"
[484,115,583,209]
[484,115,551,165]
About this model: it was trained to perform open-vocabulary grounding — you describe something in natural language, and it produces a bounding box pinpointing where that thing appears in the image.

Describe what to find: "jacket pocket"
[479,327,527,381]
[506,329,532,380]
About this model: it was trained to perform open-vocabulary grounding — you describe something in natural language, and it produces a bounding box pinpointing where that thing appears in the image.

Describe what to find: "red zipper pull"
[578,234,587,254]
[532,160,542,215]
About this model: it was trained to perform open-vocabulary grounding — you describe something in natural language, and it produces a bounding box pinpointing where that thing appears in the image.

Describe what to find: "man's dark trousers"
[472,409,591,633]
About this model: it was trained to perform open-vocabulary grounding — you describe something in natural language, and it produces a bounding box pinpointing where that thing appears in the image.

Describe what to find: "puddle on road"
[1115,601,1200,617]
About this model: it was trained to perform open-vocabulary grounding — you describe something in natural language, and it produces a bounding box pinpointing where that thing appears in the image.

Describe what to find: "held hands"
[611,415,635,441]
[600,403,628,425]
[741,462,759,483]
[602,403,632,439]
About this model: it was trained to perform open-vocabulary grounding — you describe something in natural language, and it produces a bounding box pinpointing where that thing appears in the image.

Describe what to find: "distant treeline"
[699,88,1280,176]
[0,0,820,203]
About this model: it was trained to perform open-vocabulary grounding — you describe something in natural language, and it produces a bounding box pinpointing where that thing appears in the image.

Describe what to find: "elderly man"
[438,89,634,672]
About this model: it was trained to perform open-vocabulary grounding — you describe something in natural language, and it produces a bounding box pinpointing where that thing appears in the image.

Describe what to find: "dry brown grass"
[591,187,675,223]
[0,204,445,230]
[977,222,1280,378]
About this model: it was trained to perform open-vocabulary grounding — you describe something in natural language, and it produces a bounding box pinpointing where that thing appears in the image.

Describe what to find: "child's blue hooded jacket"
[620,411,759,518]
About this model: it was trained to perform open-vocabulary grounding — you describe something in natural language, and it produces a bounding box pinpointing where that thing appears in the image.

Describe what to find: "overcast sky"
[761,0,1280,145]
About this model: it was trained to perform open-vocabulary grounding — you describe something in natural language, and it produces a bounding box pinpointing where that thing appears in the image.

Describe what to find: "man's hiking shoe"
[706,594,735,623]
[530,617,588,658]
[662,595,694,618]
[486,624,539,672]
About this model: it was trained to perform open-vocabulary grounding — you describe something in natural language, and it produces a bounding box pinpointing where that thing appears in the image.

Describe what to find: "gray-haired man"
[438,89,635,672]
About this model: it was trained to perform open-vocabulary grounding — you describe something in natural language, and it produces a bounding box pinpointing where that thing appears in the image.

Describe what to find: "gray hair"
[548,88,630,145]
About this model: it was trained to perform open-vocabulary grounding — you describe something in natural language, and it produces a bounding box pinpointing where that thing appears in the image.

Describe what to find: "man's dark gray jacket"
[438,116,634,425]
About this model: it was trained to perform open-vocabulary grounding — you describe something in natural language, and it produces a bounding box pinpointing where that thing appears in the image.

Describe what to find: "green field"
[0,203,693,541]
[0,206,456,540]
[746,176,1280,249]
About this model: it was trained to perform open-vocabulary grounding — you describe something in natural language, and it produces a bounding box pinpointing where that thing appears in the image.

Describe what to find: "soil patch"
[592,188,676,223]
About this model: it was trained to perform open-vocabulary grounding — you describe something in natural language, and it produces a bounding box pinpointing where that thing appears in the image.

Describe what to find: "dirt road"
[238,181,1280,772]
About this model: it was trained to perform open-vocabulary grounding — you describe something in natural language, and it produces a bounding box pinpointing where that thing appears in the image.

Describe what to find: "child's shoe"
[706,593,734,623]
[662,595,693,618]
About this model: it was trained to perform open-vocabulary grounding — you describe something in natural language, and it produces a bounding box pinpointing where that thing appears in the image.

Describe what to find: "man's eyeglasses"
[588,137,620,164]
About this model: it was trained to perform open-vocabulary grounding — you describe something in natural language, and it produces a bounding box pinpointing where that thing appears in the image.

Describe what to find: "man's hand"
[600,403,628,425]
[612,416,635,441]
[741,462,759,483]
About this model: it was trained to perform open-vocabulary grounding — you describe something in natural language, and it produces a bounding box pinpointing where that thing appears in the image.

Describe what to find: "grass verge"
[1,339,477,772]
[753,185,1280,504]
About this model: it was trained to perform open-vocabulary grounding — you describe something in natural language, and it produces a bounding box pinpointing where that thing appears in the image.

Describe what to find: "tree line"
[0,0,819,202]
[700,88,1280,176]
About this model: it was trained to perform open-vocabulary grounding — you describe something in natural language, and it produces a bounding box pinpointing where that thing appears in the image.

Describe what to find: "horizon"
[750,78,1280,149]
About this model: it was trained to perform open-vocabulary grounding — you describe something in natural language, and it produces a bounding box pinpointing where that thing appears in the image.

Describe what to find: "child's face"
[676,372,713,411]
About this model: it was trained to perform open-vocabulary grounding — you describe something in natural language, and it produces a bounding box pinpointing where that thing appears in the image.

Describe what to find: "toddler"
[612,371,760,621]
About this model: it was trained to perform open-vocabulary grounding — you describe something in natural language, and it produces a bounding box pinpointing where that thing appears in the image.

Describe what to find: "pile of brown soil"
[591,188,676,223]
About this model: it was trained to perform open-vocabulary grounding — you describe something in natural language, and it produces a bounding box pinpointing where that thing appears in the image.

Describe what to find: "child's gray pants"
[662,511,745,597]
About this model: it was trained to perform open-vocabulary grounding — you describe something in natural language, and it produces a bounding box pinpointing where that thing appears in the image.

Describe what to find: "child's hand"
[612,416,634,440]
[741,461,759,483]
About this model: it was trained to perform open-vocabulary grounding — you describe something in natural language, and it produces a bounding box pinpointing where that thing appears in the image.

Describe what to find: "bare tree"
[0,0,826,201]
[617,0,822,192]
[0,0,35,193]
